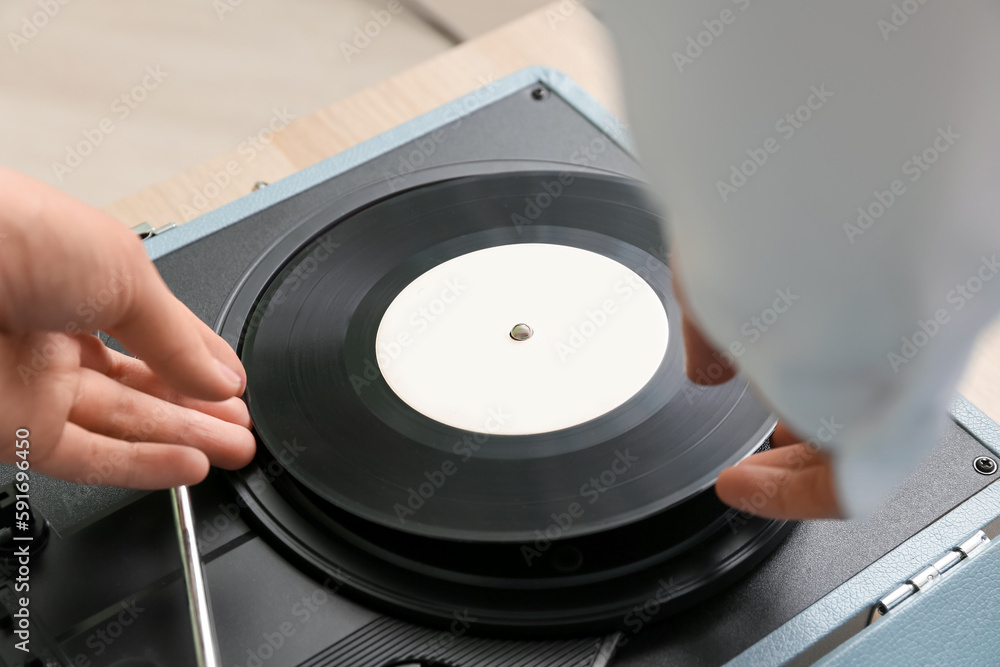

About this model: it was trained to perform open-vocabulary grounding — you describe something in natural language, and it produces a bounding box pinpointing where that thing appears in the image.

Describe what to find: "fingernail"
[217,359,245,391]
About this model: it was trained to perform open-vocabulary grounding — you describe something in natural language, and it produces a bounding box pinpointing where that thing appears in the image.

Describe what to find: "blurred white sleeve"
[598,0,1000,516]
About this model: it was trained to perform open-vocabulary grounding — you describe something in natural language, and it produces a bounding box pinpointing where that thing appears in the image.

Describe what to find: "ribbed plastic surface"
[301,616,611,666]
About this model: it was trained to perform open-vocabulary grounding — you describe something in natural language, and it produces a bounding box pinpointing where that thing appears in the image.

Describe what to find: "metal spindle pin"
[510,323,534,341]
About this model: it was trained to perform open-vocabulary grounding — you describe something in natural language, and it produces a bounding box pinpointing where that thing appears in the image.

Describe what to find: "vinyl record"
[239,171,774,542]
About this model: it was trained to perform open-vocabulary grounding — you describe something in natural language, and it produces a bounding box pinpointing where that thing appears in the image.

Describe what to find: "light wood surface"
[102,3,620,228]
[959,318,1000,426]
[1,0,455,208]
[410,0,554,39]
[102,2,1000,427]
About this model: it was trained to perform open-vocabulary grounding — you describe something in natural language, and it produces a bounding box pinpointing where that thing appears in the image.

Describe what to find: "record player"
[2,68,999,667]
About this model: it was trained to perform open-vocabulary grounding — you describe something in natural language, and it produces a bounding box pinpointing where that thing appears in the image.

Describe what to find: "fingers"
[769,421,801,448]
[671,259,736,386]
[715,443,843,520]
[0,169,246,402]
[77,336,251,427]
[682,315,736,385]
[106,270,246,402]
[36,423,211,489]
[667,256,833,518]
[68,368,255,470]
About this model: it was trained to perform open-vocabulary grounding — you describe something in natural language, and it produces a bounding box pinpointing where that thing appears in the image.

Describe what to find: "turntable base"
[1,68,998,667]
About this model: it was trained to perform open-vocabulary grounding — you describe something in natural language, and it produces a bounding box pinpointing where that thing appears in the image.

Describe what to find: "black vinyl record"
[239,171,775,542]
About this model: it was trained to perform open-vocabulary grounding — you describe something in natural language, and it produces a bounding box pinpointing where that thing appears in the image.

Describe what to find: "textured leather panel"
[951,395,1000,457]
[727,395,1000,667]
[817,540,1000,666]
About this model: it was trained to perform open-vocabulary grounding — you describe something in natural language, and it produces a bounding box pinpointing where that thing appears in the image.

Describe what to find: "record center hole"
[551,545,584,573]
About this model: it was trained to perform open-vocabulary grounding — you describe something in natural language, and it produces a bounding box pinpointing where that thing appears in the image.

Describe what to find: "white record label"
[374,243,669,435]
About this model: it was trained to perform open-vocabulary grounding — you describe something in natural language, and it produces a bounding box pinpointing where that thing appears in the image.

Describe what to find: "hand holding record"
[673,262,843,520]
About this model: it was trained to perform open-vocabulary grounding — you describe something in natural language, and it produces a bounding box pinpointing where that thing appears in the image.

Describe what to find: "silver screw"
[531,87,549,101]
[974,456,997,475]
[510,323,534,341]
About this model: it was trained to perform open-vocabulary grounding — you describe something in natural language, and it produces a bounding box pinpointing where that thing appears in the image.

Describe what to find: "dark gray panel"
[208,536,381,667]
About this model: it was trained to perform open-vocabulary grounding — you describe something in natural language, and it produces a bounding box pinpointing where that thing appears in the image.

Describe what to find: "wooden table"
[103,2,1000,426]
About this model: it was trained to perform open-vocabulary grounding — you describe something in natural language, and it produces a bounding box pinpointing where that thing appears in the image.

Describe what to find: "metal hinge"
[131,221,177,240]
[868,530,990,625]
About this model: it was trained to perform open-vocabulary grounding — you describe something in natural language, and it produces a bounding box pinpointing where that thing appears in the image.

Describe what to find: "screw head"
[510,323,534,341]
[252,181,269,191]
[530,86,549,101]
[974,456,997,475]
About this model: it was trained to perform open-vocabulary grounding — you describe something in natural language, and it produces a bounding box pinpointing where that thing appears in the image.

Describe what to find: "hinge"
[131,221,177,240]
[868,530,990,625]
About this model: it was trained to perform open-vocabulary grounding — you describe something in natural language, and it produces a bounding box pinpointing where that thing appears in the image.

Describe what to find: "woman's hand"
[0,168,255,488]
[674,264,842,520]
